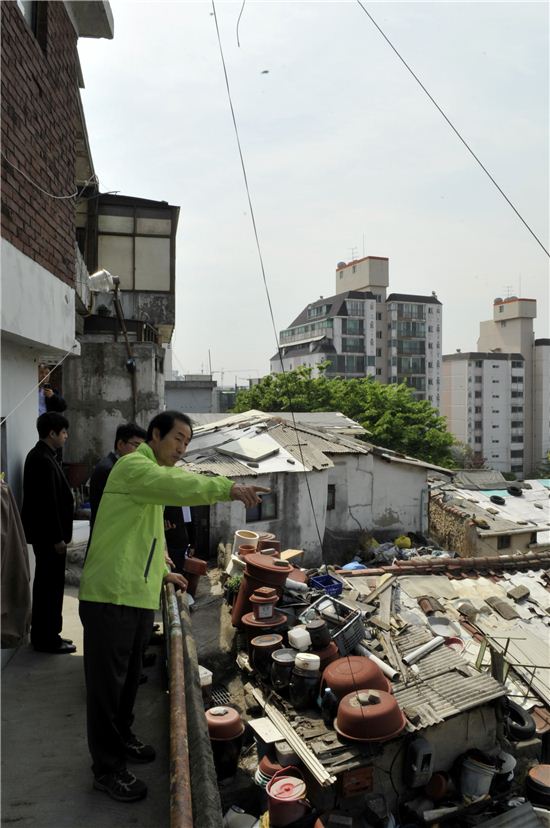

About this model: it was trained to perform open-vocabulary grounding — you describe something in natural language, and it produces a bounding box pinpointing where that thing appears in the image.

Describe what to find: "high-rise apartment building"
[441,352,525,476]
[271,256,442,406]
[441,297,549,477]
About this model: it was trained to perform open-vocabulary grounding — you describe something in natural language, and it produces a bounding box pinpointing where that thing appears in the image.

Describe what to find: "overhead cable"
[356,0,549,258]
[1,150,98,201]
[211,0,327,559]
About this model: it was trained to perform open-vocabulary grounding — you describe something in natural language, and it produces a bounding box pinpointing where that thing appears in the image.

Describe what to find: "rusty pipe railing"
[164,583,193,828]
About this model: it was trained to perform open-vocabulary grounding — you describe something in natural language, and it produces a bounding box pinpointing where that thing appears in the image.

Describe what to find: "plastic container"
[288,626,311,652]
[460,757,497,800]
[275,741,299,766]
[306,619,331,649]
[294,653,320,672]
[266,767,308,827]
[309,574,343,597]
[198,665,213,707]
[205,706,245,780]
[289,658,321,711]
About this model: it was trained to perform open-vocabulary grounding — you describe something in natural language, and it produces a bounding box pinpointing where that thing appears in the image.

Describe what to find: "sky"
[78,1,549,387]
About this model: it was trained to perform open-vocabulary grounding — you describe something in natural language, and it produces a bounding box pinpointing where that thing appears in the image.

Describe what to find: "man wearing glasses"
[89,423,147,537]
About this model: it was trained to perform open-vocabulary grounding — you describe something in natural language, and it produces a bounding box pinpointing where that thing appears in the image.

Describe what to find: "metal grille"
[210,684,231,706]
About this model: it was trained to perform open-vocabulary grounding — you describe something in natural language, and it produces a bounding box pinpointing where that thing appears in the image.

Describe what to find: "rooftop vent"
[337,261,347,269]
[494,297,503,304]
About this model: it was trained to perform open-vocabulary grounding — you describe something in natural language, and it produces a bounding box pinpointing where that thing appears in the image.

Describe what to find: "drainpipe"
[164,583,194,828]
[112,285,138,420]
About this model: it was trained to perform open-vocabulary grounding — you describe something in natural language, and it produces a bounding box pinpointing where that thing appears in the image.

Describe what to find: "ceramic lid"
[250,634,283,649]
[321,656,391,699]
[334,690,406,742]
[268,776,306,801]
[245,553,292,574]
[250,587,278,604]
[241,611,287,629]
[271,648,297,664]
[205,706,244,740]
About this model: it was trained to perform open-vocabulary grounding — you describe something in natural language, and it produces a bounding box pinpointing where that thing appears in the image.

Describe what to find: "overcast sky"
[78,1,549,387]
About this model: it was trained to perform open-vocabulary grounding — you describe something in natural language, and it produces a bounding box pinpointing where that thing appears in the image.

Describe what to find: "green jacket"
[79,442,233,609]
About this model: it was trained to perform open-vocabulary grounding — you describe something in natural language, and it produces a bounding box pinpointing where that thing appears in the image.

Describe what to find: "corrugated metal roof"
[181,456,258,478]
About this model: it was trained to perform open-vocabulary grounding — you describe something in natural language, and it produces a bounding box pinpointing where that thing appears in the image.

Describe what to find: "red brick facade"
[1,1,80,287]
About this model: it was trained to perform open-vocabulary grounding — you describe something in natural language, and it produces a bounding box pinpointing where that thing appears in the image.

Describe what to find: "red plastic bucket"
[266,766,308,827]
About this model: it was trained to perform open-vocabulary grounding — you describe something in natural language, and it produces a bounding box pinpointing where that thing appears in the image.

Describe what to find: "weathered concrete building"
[63,193,180,467]
[0,0,113,500]
[165,375,217,414]
[181,410,452,562]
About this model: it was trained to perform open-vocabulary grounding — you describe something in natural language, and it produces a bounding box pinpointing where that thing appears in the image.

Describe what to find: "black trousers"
[30,544,66,647]
[79,601,154,777]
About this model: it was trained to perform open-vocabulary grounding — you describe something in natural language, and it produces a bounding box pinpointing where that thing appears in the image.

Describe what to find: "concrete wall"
[165,381,215,414]
[372,459,428,535]
[209,470,329,564]
[62,340,164,466]
[335,257,389,294]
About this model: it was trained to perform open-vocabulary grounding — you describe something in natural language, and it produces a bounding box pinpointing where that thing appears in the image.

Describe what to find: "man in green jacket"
[79,410,267,802]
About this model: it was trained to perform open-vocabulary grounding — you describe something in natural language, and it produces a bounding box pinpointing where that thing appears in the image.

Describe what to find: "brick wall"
[429,496,475,556]
[1,1,79,287]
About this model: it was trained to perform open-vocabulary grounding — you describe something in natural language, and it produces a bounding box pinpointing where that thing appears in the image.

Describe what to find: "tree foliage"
[232,365,455,467]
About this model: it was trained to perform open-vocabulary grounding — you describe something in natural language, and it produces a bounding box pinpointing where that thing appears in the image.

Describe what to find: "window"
[491,364,500,369]
[492,425,499,429]
[246,492,277,523]
[327,485,336,511]
[475,406,482,413]
[376,331,382,339]
[511,421,523,428]
[475,376,482,383]
[346,300,364,316]
[511,361,523,368]
[475,437,482,444]
[367,355,375,366]
[497,535,511,550]
[475,391,482,398]
[492,440,499,444]
[342,337,364,353]
[376,347,382,357]
[492,395,500,399]
[511,406,523,413]
[511,436,523,443]
[511,391,523,398]
[376,312,382,321]
[17,1,47,50]
[511,450,523,458]
[475,421,482,429]
[498,305,504,313]
[511,376,523,383]
[530,532,538,544]
[376,368,382,376]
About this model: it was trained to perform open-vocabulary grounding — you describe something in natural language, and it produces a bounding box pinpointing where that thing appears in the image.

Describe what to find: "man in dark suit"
[88,424,147,536]
[21,412,75,654]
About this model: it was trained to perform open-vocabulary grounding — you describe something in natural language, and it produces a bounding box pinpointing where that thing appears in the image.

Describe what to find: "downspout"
[112,285,138,420]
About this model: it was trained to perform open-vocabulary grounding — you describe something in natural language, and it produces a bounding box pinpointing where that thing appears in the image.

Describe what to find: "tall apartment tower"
[271,256,442,407]
[442,297,549,477]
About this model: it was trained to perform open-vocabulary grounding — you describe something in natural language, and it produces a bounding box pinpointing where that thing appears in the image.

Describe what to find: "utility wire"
[236,0,246,48]
[356,0,549,258]
[211,0,327,560]
[1,150,98,201]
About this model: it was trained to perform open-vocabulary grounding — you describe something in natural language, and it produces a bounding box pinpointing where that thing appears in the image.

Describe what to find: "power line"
[355,0,549,258]
[211,0,327,560]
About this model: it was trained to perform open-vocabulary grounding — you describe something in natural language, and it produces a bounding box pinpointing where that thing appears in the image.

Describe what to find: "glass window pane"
[135,237,171,291]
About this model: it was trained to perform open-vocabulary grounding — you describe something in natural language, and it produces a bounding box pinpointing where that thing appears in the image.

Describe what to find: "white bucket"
[460,758,496,799]
[232,530,260,557]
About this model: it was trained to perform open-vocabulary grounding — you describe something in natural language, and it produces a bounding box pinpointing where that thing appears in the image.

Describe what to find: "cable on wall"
[355,1,549,258]
[1,150,98,201]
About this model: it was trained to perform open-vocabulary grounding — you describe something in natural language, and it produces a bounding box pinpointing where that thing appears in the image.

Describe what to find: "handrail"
[163,583,193,828]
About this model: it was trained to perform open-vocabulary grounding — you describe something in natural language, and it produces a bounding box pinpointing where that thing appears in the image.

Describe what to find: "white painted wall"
[0,339,40,504]
[371,459,428,535]
[1,240,77,354]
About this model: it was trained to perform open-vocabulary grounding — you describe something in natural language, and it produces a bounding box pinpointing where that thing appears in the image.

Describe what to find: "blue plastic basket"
[308,574,343,597]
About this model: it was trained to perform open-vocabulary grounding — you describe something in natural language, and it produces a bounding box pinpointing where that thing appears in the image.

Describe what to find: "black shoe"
[61,637,74,645]
[124,734,156,764]
[34,641,76,654]
[93,769,147,802]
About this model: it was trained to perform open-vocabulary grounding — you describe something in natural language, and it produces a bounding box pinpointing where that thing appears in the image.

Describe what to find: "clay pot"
[250,587,279,621]
[250,634,284,681]
[231,555,293,628]
[311,642,340,671]
[182,556,208,598]
[239,544,257,558]
[334,690,406,742]
[205,706,245,780]
[258,539,281,556]
[321,656,391,701]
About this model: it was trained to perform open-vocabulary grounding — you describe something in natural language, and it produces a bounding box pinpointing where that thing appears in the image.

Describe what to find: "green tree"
[232,366,456,467]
